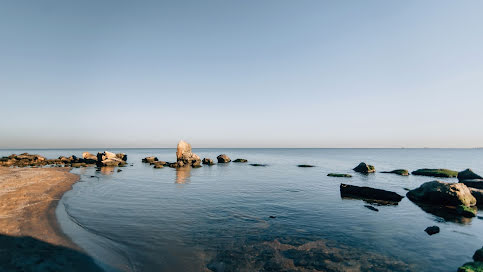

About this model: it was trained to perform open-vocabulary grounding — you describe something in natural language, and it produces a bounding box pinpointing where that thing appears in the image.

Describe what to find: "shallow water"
[2,148,483,271]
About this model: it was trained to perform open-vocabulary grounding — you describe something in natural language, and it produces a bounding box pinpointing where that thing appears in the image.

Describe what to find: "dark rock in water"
[217,154,231,163]
[117,169,122,172]
[364,205,379,212]
[403,187,411,191]
[269,215,276,219]
[142,156,158,163]
[202,158,215,165]
[456,205,477,218]
[381,169,409,176]
[406,180,476,207]
[328,173,352,178]
[470,188,483,207]
[353,162,375,173]
[250,163,267,167]
[462,179,483,190]
[424,226,440,235]
[458,247,483,272]
[411,168,458,178]
[340,184,403,202]
[474,247,483,262]
[233,159,248,163]
[458,169,483,181]
[297,164,315,167]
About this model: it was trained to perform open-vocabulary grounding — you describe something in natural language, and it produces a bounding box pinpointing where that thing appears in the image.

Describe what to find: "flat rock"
[233,159,248,163]
[328,173,352,178]
[340,184,404,202]
[411,168,458,178]
[381,169,409,176]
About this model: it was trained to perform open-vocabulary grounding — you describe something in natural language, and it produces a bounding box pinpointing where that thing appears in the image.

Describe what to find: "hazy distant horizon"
[1,0,482,148]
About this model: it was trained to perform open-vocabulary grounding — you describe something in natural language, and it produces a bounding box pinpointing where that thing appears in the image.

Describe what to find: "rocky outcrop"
[424,226,440,235]
[176,140,201,167]
[458,169,483,181]
[142,156,158,163]
[328,173,352,178]
[381,169,409,176]
[353,162,375,173]
[202,158,214,165]
[340,184,404,202]
[406,180,476,207]
[411,168,458,178]
[96,151,127,167]
[217,154,231,163]
[233,159,248,163]
[82,152,98,164]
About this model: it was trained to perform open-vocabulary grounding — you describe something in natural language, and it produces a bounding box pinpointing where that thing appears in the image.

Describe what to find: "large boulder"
[406,180,476,207]
[411,168,458,178]
[217,154,231,163]
[176,140,201,167]
[353,162,375,173]
[458,169,483,181]
[340,183,404,202]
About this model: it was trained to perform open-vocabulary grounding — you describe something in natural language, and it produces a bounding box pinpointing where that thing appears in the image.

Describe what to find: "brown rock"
[217,154,231,163]
[407,180,477,207]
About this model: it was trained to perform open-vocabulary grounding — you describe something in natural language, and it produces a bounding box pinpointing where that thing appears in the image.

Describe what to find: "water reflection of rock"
[175,167,192,184]
[97,166,115,175]
[413,203,474,225]
[206,238,412,271]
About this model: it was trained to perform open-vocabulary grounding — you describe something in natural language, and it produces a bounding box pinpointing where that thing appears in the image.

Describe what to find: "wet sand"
[0,167,103,271]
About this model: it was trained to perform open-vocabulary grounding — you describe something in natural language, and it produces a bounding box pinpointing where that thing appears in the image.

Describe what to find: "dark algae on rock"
[381,169,409,176]
[353,162,375,173]
[411,168,458,178]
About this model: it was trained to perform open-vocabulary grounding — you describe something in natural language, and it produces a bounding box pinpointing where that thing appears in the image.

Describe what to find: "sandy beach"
[0,167,103,271]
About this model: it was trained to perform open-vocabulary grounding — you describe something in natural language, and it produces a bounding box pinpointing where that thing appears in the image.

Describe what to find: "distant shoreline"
[0,167,103,271]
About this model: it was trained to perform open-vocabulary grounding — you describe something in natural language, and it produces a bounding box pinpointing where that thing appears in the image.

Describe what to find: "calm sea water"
[2,148,483,272]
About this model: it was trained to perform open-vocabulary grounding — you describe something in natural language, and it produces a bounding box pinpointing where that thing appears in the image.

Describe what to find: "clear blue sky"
[1,0,482,148]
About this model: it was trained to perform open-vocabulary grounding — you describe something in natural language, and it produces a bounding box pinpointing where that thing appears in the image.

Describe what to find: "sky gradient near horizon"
[1,0,483,148]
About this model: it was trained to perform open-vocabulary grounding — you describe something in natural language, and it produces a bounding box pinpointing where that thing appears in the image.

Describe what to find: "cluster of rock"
[0,151,127,168]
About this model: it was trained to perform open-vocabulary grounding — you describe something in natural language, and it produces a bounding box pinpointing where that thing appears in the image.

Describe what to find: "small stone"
[424,226,440,235]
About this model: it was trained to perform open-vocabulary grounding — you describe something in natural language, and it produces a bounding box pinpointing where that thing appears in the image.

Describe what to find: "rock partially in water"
[217,154,231,163]
[142,156,158,163]
[328,173,352,178]
[424,226,440,235]
[406,180,476,207]
[462,179,483,190]
[470,188,483,207]
[364,205,379,212]
[176,140,201,167]
[96,151,127,167]
[82,152,98,163]
[456,205,477,218]
[411,168,458,178]
[340,184,404,202]
[458,247,483,272]
[250,163,267,167]
[202,158,215,165]
[233,159,248,163]
[353,162,375,173]
[458,169,483,181]
[381,169,409,176]
[297,164,315,167]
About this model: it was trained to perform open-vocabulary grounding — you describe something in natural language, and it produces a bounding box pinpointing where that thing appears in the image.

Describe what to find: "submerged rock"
[202,158,215,165]
[458,169,483,181]
[353,162,375,173]
[217,154,231,163]
[176,140,201,167]
[411,168,458,178]
[233,159,248,163]
[328,173,352,178]
[381,169,409,176]
[406,180,476,207]
[340,184,404,202]
[424,226,440,235]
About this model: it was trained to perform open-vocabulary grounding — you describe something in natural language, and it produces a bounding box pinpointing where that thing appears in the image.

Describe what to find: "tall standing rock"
[176,140,201,167]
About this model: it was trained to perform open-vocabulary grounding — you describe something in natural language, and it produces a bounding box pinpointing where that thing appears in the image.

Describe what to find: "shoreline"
[0,167,103,271]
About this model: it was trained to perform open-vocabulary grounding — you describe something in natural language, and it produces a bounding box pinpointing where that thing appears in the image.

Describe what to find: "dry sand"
[0,167,103,271]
